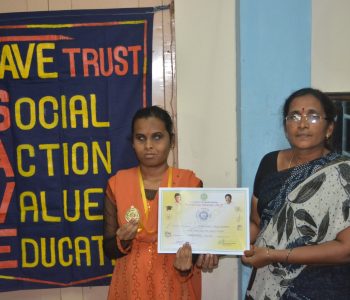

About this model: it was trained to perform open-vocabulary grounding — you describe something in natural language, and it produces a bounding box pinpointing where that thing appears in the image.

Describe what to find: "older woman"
[242,88,350,299]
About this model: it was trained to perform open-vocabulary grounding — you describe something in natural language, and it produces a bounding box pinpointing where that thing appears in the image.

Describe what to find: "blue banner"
[0,8,153,291]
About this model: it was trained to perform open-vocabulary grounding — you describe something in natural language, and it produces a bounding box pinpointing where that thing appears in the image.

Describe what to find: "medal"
[125,206,140,222]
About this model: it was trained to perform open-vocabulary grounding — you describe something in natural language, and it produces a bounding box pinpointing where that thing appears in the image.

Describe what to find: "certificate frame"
[157,187,250,255]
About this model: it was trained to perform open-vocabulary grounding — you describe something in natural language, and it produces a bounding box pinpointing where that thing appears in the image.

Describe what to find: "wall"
[237,0,311,296]
[174,0,238,299]
[237,0,350,297]
[311,0,350,92]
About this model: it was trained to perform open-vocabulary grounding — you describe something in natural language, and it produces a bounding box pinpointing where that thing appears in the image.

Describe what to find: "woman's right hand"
[116,219,139,241]
[174,242,193,272]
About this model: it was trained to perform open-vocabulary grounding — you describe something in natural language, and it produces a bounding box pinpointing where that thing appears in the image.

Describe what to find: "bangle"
[176,266,194,282]
[116,236,132,254]
[266,247,273,264]
[174,266,192,277]
[285,248,293,264]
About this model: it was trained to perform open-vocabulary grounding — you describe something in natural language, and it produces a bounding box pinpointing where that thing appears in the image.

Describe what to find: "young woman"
[103,106,218,300]
[242,88,350,299]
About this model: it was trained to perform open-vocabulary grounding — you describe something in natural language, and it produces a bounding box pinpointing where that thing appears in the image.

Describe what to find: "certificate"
[158,188,250,255]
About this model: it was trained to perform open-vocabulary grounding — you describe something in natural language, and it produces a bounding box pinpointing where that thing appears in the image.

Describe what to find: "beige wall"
[0,0,239,299]
[174,1,238,300]
[174,0,237,187]
[311,0,350,92]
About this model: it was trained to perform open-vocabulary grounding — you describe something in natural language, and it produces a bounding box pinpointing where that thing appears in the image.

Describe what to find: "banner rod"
[154,4,171,12]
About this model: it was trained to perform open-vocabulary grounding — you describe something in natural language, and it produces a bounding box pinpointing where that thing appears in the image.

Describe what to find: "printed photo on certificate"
[158,188,250,255]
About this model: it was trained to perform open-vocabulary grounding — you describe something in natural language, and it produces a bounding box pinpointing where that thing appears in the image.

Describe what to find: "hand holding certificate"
[158,188,250,255]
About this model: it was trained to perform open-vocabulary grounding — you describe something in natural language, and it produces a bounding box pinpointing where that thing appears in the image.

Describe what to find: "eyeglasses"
[285,113,328,124]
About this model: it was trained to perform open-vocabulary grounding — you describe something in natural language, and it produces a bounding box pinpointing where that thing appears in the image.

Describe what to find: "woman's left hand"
[196,254,219,272]
[241,245,272,268]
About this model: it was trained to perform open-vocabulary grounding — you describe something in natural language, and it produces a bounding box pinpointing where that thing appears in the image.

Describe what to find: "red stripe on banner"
[0,260,18,269]
[0,246,11,253]
[0,229,17,237]
[0,35,73,42]
[0,182,15,223]
[143,20,148,107]
[0,273,112,286]
[63,273,112,286]
[0,21,135,30]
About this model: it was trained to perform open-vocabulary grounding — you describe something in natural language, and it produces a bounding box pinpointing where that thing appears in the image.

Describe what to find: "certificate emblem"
[125,206,140,222]
[196,208,211,221]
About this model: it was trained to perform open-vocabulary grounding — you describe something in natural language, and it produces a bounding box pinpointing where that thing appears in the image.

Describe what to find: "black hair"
[225,194,232,199]
[283,87,337,126]
[131,105,174,138]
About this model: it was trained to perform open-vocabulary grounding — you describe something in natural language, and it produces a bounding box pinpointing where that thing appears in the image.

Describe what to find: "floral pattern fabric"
[246,155,350,300]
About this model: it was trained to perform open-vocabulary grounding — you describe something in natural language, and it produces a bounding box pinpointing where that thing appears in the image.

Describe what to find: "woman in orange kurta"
[103,106,215,300]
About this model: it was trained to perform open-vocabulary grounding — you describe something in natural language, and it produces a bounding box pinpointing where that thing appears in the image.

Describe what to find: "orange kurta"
[106,167,202,300]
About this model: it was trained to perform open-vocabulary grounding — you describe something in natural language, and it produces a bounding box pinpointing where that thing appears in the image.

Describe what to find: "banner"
[0,8,153,291]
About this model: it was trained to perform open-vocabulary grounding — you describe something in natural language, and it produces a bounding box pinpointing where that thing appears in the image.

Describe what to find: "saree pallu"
[246,155,350,300]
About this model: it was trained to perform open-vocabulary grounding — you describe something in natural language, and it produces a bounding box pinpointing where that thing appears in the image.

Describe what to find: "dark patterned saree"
[246,153,350,300]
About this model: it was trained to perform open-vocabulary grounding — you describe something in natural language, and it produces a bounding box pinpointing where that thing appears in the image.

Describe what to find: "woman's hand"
[241,245,272,268]
[196,254,219,272]
[116,219,139,241]
[174,242,193,272]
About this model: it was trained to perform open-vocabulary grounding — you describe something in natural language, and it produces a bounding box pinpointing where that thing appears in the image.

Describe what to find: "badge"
[125,206,140,222]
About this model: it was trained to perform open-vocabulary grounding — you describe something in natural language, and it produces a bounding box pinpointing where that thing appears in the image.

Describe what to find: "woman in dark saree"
[242,88,350,300]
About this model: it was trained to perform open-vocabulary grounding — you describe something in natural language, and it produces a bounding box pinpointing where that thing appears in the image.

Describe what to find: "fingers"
[243,244,255,257]
[196,254,204,267]
[242,245,256,266]
[174,243,192,271]
[176,242,192,258]
[241,246,256,266]
[197,254,219,272]
[117,219,139,240]
[212,255,219,267]
[244,249,255,257]
[128,218,139,225]
[241,254,251,266]
[241,246,271,269]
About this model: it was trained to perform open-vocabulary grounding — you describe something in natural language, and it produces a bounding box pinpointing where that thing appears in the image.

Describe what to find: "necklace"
[137,166,173,233]
[288,149,327,169]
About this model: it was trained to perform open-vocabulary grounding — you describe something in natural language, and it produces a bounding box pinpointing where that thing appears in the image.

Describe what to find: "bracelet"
[285,248,293,264]
[174,265,194,282]
[174,266,192,276]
